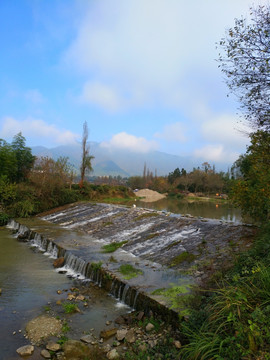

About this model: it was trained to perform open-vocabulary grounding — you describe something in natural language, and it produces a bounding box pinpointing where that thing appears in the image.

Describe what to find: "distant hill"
[31,142,197,177]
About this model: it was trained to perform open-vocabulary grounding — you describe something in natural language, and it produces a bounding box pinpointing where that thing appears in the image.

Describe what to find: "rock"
[174,340,181,349]
[125,329,136,343]
[56,300,62,305]
[80,334,94,344]
[103,344,111,353]
[41,349,51,359]
[67,294,76,301]
[137,311,144,321]
[46,341,61,352]
[76,294,85,301]
[107,348,120,360]
[145,323,155,332]
[57,290,62,294]
[148,339,157,348]
[53,257,65,268]
[114,315,126,325]
[0,288,2,295]
[16,345,34,356]
[116,329,127,341]
[63,340,92,359]
[106,320,111,325]
[100,328,117,339]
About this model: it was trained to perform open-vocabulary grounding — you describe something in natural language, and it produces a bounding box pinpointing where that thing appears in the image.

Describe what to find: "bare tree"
[80,121,94,187]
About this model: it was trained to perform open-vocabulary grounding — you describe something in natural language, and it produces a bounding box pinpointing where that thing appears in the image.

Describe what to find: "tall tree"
[80,122,94,186]
[11,132,35,182]
[218,5,270,130]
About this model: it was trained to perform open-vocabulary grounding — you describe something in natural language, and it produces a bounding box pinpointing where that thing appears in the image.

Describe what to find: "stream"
[0,226,130,360]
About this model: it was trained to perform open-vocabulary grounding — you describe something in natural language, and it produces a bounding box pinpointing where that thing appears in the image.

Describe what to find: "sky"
[0,0,268,170]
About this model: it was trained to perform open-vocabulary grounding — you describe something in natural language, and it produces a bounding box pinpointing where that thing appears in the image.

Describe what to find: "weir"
[7,219,180,323]
[6,201,256,323]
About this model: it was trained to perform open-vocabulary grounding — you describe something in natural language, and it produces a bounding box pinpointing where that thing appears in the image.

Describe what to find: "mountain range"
[31,142,198,177]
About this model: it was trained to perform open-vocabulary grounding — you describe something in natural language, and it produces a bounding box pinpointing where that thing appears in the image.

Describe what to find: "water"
[0,226,130,360]
[136,197,242,222]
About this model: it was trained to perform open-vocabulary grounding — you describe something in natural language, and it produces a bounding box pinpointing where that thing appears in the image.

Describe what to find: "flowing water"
[0,226,130,360]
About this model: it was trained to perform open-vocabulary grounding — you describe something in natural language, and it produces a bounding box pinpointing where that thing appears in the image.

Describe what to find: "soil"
[135,189,166,202]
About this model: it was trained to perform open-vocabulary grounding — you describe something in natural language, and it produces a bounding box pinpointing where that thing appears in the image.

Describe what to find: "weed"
[170,251,197,266]
[135,212,159,221]
[57,335,68,345]
[101,240,128,253]
[44,305,51,312]
[119,264,143,280]
[91,261,102,271]
[145,233,159,240]
[109,255,118,263]
[62,302,79,314]
[62,321,70,333]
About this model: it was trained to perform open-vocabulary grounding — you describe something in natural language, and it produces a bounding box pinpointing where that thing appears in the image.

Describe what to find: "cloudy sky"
[0,0,267,169]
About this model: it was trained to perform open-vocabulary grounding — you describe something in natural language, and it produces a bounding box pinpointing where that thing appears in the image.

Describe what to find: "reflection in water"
[136,198,242,222]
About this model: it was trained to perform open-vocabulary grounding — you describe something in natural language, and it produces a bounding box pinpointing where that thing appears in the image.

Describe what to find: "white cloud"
[25,89,45,103]
[79,81,124,112]
[154,122,187,142]
[201,114,250,147]
[64,0,259,111]
[194,144,239,163]
[100,132,158,153]
[0,117,79,146]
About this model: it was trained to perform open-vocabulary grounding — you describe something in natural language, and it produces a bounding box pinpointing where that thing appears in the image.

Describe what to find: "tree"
[11,132,35,182]
[218,5,270,130]
[80,122,94,186]
[231,130,270,222]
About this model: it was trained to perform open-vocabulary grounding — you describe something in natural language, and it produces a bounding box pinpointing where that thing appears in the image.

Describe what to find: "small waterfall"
[122,284,130,303]
[44,241,58,259]
[132,290,139,310]
[57,253,87,280]
[31,233,48,252]
[7,219,19,230]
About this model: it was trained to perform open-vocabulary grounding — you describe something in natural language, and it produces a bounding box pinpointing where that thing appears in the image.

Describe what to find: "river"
[0,226,129,360]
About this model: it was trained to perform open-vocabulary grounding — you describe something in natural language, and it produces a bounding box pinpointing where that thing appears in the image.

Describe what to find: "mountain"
[31,142,197,177]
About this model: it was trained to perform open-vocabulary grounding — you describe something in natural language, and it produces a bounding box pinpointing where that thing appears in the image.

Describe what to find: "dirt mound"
[135,189,166,202]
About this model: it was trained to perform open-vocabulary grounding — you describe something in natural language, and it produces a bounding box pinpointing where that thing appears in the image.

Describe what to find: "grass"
[119,264,143,280]
[101,240,128,253]
[179,222,270,360]
[62,302,79,314]
[135,212,159,221]
[170,251,197,266]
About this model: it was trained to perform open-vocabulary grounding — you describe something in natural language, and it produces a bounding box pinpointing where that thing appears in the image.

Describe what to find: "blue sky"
[0,0,267,168]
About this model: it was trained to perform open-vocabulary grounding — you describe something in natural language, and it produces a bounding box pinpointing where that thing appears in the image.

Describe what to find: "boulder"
[63,340,92,359]
[100,328,117,339]
[80,334,94,344]
[107,348,119,360]
[116,329,127,341]
[53,257,65,268]
[46,341,61,352]
[16,345,34,357]
[145,323,155,332]
[41,349,51,359]
[125,329,136,343]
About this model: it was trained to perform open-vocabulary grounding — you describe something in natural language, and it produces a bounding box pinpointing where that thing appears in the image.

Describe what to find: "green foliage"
[101,240,128,253]
[180,223,270,359]
[0,212,9,226]
[62,321,70,333]
[91,261,102,271]
[118,264,143,280]
[62,302,78,314]
[231,131,270,223]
